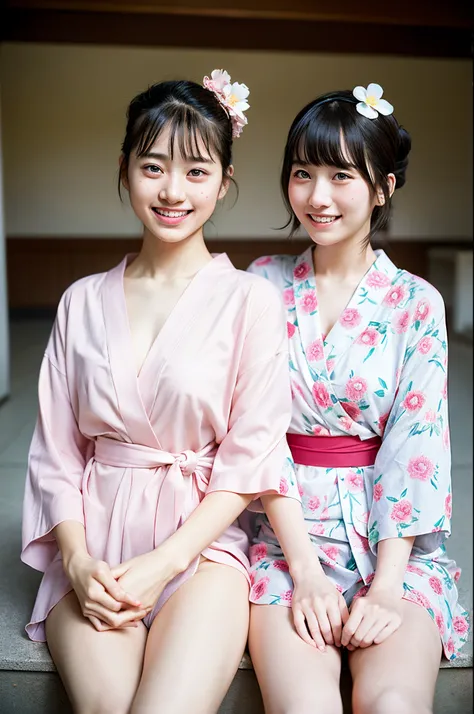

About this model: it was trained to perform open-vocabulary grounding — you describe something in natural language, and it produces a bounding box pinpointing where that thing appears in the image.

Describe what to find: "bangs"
[292,103,369,178]
[134,102,220,163]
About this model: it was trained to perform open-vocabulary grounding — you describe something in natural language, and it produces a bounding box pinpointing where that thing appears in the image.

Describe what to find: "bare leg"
[349,600,442,714]
[46,591,147,714]
[130,558,250,714]
[249,604,343,714]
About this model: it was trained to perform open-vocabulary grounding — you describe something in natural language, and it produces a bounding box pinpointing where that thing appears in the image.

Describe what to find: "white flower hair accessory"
[352,83,394,119]
[202,69,250,138]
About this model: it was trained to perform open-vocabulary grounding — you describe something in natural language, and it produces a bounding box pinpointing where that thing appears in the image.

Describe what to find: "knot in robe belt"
[93,436,217,539]
[287,433,381,468]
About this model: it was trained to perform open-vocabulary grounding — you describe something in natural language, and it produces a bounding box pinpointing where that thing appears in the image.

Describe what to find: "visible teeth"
[311,216,337,223]
[155,209,189,217]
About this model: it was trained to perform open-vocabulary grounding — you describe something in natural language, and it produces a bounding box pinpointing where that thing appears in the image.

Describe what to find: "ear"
[119,154,130,192]
[218,165,234,200]
[376,173,396,206]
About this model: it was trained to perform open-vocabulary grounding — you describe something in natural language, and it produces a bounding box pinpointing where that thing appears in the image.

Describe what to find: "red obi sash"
[287,433,381,468]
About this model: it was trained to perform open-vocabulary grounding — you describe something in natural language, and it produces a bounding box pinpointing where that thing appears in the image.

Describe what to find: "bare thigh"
[349,600,442,714]
[249,604,343,714]
[46,591,147,714]
[130,558,250,714]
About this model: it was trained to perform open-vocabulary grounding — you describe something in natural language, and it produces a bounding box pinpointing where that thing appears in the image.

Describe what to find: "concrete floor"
[0,319,472,713]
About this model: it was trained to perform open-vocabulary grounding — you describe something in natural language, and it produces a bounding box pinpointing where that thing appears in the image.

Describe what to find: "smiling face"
[122,124,231,245]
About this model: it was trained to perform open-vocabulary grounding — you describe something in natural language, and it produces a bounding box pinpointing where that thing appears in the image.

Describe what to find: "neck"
[313,233,377,282]
[130,228,213,280]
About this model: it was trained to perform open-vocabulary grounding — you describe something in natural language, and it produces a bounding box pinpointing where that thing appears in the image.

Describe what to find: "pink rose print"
[383,284,406,308]
[446,638,455,656]
[281,590,293,603]
[250,543,268,563]
[347,471,364,493]
[435,610,445,635]
[351,528,370,553]
[283,287,295,306]
[345,376,368,402]
[326,358,335,374]
[442,378,448,400]
[405,588,431,609]
[292,381,304,399]
[307,496,321,511]
[366,271,391,289]
[429,576,443,595]
[443,427,450,450]
[417,336,433,355]
[339,416,353,432]
[356,328,380,347]
[373,482,383,501]
[294,262,311,281]
[390,499,413,523]
[310,523,325,536]
[407,455,435,482]
[321,544,340,562]
[299,290,318,314]
[378,412,390,434]
[424,410,437,423]
[298,483,304,497]
[312,382,332,409]
[335,583,344,593]
[394,310,410,333]
[413,299,431,323]
[249,570,256,586]
[402,390,426,412]
[254,256,272,266]
[342,402,361,421]
[279,477,289,495]
[287,321,296,338]
[307,340,324,362]
[366,572,375,584]
[313,425,331,436]
[353,585,370,600]
[251,577,270,600]
[445,494,452,519]
[320,507,330,520]
[406,564,424,577]
[273,560,290,572]
[339,308,362,329]
[452,616,469,636]
[454,569,461,583]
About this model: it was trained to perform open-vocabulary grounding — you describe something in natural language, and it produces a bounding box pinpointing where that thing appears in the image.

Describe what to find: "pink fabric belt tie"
[93,437,217,539]
[286,433,381,468]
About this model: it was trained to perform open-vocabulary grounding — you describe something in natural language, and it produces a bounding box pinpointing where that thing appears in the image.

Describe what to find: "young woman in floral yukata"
[21,71,301,714]
[246,84,469,714]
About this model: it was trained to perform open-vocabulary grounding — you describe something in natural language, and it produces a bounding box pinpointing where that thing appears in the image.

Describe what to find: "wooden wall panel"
[7,237,472,311]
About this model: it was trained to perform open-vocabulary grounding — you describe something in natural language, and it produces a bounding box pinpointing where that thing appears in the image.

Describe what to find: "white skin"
[45,124,259,714]
[249,148,442,714]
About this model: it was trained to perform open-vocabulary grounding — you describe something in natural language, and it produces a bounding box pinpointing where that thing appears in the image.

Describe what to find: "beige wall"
[1,42,472,240]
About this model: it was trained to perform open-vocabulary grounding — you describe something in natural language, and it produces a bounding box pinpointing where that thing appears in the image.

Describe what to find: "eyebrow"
[141,151,214,164]
[292,159,356,169]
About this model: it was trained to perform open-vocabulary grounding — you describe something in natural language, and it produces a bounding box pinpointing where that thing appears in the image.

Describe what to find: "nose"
[308,178,332,209]
[159,173,186,204]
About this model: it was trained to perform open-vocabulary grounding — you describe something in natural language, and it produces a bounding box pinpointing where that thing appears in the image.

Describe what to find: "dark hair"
[281,89,412,245]
[119,79,234,198]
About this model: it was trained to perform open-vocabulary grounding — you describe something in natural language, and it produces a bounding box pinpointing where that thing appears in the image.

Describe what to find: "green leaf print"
[374,389,385,397]
[379,378,388,389]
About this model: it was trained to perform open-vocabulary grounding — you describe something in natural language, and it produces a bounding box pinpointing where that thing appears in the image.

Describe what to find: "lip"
[151,207,193,226]
[307,214,341,228]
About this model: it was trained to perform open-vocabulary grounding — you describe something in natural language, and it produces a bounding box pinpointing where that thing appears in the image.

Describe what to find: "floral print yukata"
[247,247,469,660]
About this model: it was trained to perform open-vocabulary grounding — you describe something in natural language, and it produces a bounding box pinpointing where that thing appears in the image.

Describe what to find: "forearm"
[53,520,89,570]
[154,491,254,581]
[371,536,415,593]
[261,494,324,581]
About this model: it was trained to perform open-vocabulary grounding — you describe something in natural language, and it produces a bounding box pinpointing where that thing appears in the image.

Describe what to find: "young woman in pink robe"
[21,71,300,714]
[245,85,469,714]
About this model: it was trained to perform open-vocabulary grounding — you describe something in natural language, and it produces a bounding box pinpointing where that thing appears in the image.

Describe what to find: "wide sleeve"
[368,298,452,555]
[206,278,299,507]
[21,293,92,572]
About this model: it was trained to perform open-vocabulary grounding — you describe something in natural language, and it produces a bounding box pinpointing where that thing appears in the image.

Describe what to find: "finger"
[327,604,343,647]
[304,610,326,652]
[338,596,350,625]
[87,615,109,632]
[341,608,364,647]
[313,606,334,646]
[113,608,149,628]
[95,567,141,608]
[292,608,317,649]
[373,619,402,646]
[350,615,378,649]
[85,602,147,628]
[92,590,124,613]
[358,618,390,649]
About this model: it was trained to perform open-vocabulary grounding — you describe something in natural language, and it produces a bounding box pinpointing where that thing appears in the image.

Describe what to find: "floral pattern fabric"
[247,247,469,660]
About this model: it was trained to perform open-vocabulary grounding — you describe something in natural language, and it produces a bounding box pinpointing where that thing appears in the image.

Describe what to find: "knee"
[353,687,432,714]
[275,701,342,714]
[76,693,132,714]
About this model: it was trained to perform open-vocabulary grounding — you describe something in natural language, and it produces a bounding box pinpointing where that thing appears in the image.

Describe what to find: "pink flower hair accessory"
[202,69,250,138]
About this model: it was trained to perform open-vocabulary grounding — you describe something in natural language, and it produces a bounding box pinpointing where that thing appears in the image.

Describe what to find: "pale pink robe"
[22,253,299,641]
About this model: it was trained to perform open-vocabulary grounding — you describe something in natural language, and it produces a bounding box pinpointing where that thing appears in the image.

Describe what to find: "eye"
[188,169,207,177]
[293,169,311,179]
[143,164,162,175]
[334,172,351,181]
